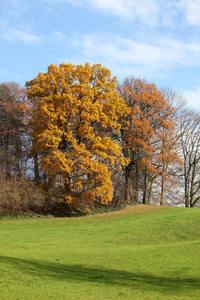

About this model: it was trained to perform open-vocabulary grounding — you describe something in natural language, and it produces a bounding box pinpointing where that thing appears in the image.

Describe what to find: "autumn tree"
[118,77,180,205]
[155,88,185,205]
[0,82,28,177]
[26,63,125,208]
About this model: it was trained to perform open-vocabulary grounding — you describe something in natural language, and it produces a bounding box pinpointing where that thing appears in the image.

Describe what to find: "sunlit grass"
[0,205,200,299]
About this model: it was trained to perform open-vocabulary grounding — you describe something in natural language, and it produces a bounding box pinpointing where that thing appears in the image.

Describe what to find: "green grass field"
[0,205,200,299]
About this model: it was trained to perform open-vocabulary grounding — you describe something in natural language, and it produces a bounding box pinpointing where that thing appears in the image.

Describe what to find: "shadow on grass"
[1,255,199,295]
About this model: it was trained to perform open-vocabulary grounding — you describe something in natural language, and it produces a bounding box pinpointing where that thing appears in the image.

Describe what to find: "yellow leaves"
[26,62,125,207]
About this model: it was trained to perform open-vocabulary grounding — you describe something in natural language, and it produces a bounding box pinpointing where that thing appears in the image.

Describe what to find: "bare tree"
[179,108,200,207]
[0,82,29,178]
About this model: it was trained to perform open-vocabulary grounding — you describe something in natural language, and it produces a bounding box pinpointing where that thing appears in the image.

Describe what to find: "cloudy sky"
[1,0,200,109]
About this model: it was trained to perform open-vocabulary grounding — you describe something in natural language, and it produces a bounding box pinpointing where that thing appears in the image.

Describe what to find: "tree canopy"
[118,77,181,205]
[0,63,198,213]
[26,63,126,208]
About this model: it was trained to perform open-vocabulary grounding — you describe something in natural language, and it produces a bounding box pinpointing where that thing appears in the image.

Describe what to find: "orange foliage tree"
[26,63,125,208]
[119,77,181,205]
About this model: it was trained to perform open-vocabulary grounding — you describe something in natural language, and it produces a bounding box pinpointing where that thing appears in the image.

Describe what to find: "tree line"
[0,63,200,212]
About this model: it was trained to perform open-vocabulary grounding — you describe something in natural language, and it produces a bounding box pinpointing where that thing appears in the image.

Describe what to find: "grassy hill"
[0,205,200,299]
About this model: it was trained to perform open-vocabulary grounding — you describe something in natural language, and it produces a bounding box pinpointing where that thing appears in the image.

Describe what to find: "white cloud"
[4,28,41,44]
[44,0,200,29]
[9,29,40,44]
[0,20,42,44]
[66,33,200,74]
[44,0,159,24]
[87,0,159,24]
[178,0,200,26]
[52,30,67,41]
[0,1,40,44]
[1,0,31,18]
[182,86,200,110]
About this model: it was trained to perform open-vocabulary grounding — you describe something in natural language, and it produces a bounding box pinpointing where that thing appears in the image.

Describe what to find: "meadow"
[0,205,200,299]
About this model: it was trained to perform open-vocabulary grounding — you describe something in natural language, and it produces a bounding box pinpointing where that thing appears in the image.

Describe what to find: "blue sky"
[1,0,200,110]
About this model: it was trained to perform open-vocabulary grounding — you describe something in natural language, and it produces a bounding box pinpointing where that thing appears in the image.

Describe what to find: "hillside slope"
[0,205,199,299]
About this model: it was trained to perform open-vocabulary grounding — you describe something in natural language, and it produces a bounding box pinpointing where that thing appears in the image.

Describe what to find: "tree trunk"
[124,162,134,204]
[34,153,40,185]
[148,176,155,204]
[184,179,190,207]
[125,172,131,204]
[142,170,148,204]
[133,164,139,202]
[160,175,165,206]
